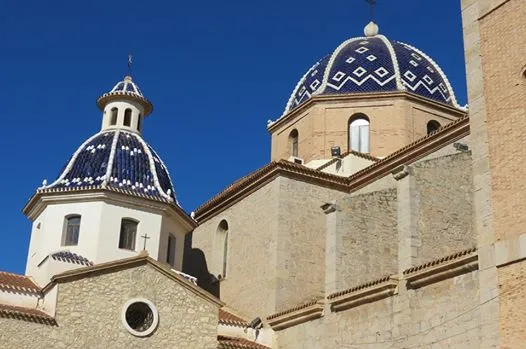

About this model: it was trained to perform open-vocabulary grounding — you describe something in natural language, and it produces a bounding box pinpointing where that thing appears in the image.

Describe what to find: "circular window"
[121,298,159,337]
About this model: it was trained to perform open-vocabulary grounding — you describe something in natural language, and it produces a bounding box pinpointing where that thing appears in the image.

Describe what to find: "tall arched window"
[348,114,370,153]
[166,234,176,267]
[110,107,118,126]
[124,109,132,127]
[289,129,299,157]
[137,114,142,132]
[217,220,229,279]
[427,120,441,135]
[62,215,81,246]
[119,219,138,250]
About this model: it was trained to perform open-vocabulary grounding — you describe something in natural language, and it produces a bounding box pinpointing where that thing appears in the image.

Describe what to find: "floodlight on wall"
[331,146,341,158]
[453,142,469,152]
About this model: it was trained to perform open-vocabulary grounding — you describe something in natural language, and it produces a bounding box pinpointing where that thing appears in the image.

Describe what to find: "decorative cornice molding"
[327,276,398,312]
[404,247,478,289]
[266,299,324,331]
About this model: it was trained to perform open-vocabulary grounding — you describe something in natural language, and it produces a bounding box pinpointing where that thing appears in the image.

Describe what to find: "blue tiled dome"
[41,130,176,202]
[284,31,461,114]
[97,75,153,116]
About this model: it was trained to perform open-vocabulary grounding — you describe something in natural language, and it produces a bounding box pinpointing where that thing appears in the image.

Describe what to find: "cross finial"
[366,0,377,21]
[127,54,133,75]
[140,233,150,250]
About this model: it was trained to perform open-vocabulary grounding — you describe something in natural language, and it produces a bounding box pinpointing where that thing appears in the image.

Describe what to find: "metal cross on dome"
[365,0,377,21]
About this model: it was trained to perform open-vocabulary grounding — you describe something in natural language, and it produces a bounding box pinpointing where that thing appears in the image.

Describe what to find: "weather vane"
[127,54,133,75]
[365,0,377,21]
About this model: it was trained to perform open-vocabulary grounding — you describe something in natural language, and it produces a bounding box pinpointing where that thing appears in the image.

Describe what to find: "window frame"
[123,108,132,127]
[119,218,138,251]
[348,114,370,153]
[62,215,81,246]
[110,107,118,126]
[289,129,299,157]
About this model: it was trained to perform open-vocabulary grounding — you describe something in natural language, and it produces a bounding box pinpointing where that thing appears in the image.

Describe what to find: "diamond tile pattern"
[47,131,176,201]
[285,35,456,113]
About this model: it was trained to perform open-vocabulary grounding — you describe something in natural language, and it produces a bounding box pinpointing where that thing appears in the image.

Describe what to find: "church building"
[1,0,525,348]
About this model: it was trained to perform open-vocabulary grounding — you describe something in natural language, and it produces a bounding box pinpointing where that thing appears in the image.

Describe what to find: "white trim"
[133,133,173,201]
[121,298,159,337]
[102,130,120,187]
[377,35,405,91]
[395,40,462,109]
[147,145,178,204]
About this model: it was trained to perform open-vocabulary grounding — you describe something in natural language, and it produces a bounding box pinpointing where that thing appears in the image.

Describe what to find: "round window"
[121,298,159,337]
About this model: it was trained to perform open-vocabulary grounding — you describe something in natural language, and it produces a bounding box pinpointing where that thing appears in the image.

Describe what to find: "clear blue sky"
[0,1,466,274]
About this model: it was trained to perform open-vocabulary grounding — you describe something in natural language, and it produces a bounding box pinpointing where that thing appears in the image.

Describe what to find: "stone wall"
[275,178,347,311]
[413,152,475,264]
[191,180,280,320]
[332,189,398,291]
[0,264,219,349]
[276,271,480,349]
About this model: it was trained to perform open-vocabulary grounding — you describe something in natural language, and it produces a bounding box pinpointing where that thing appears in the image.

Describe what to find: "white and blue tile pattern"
[283,34,460,115]
[43,130,176,202]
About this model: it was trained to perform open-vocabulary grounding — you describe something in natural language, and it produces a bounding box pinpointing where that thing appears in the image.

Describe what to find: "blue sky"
[0,1,466,274]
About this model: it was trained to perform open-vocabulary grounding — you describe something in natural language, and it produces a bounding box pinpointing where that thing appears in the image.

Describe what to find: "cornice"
[327,276,398,312]
[266,299,324,331]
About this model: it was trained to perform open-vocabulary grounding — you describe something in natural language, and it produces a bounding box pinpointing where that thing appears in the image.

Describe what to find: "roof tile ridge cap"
[328,275,393,299]
[219,308,249,325]
[377,35,405,91]
[395,40,462,109]
[349,150,379,161]
[41,131,107,190]
[267,298,322,320]
[133,132,173,202]
[316,35,366,95]
[280,54,331,120]
[101,130,120,188]
[195,162,279,213]
[146,143,178,204]
[403,247,477,275]
[346,115,469,181]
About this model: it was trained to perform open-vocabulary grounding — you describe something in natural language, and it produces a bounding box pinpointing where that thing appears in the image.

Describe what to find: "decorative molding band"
[404,248,478,289]
[266,300,324,331]
[327,276,398,312]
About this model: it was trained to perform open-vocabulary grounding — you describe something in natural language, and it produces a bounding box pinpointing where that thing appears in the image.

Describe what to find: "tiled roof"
[217,336,270,349]
[327,275,392,300]
[0,304,56,325]
[0,271,40,295]
[51,251,93,266]
[403,247,477,275]
[315,150,379,171]
[219,309,249,327]
[267,299,321,321]
[195,115,469,222]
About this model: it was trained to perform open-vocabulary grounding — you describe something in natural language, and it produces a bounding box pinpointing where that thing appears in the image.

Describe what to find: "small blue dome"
[285,33,460,114]
[97,75,153,116]
[41,130,176,202]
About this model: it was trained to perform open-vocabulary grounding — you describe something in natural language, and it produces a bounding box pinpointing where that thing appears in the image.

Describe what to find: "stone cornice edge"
[266,299,324,331]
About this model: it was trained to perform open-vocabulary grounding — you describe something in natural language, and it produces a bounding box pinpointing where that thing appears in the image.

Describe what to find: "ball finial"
[364,21,379,37]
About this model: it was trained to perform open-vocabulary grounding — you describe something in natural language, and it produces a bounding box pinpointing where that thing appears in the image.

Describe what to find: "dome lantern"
[97,75,153,134]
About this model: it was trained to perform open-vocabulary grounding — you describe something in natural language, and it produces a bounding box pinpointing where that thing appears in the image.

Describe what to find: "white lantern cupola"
[97,75,153,134]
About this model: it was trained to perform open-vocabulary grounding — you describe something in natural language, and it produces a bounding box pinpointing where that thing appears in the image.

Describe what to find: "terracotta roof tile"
[327,275,393,300]
[0,303,56,326]
[0,271,40,295]
[218,336,270,349]
[403,247,477,275]
[267,299,321,320]
[219,309,249,327]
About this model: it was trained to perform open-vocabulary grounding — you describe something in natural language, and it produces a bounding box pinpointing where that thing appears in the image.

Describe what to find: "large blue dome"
[40,130,176,202]
[284,32,461,114]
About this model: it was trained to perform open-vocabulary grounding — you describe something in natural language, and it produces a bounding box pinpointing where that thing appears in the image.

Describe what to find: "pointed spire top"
[366,0,377,21]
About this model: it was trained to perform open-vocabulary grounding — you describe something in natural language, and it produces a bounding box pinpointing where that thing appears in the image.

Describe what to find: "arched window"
[62,215,81,246]
[119,219,138,250]
[110,107,118,126]
[166,234,176,267]
[124,109,132,127]
[427,120,441,135]
[289,129,299,157]
[217,220,229,279]
[348,114,370,153]
[137,114,142,132]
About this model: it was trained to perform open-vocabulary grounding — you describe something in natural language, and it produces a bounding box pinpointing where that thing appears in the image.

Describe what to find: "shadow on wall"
[183,232,220,298]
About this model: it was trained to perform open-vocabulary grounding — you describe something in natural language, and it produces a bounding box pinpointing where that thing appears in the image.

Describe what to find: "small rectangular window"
[63,215,81,246]
[166,234,176,267]
[119,219,138,250]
